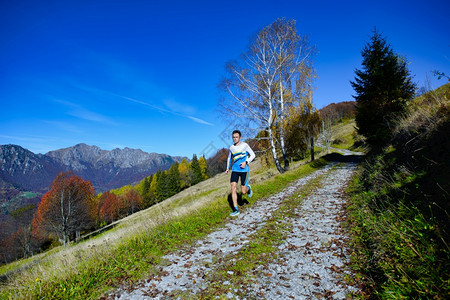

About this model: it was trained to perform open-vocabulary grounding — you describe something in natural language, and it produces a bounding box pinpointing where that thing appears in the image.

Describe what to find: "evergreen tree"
[351,29,416,147]
[156,170,167,201]
[167,163,181,197]
[189,154,203,185]
[141,175,152,208]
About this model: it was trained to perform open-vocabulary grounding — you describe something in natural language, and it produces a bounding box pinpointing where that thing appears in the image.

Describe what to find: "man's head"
[232,130,241,144]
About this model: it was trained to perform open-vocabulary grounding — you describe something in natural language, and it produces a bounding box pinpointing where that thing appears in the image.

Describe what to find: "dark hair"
[232,130,241,137]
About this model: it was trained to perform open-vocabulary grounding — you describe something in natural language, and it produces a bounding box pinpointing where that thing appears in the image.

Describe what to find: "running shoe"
[230,210,240,217]
[247,184,253,198]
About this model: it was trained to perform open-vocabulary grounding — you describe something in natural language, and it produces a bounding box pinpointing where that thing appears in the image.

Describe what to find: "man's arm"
[246,143,256,164]
[225,149,232,174]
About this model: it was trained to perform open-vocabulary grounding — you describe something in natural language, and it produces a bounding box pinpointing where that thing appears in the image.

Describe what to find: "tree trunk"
[279,81,290,171]
[310,136,315,161]
[268,127,284,173]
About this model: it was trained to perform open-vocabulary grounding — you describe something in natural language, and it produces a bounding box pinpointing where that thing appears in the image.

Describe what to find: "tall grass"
[346,83,450,298]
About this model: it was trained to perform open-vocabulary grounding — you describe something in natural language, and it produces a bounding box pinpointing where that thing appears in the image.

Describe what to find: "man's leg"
[231,182,238,208]
[230,181,240,216]
[241,171,252,197]
[241,185,249,194]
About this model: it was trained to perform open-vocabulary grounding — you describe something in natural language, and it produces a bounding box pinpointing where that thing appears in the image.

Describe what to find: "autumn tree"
[219,18,316,173]
[351,29,416,147]
[149,171,159,203]
[122,189,143,215]
[198,156,209,180]
[99,191,120,224]
[10,204,36,258]
[178,158,190,189]
[32,172,96,245]
[283,91,321,159]
[319,101,356,123]
[207,148,228,177]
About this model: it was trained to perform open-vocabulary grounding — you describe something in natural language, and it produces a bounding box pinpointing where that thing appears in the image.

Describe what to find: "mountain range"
[0,143,185,194]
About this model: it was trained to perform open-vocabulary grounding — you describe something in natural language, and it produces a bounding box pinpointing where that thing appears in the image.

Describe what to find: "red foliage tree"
[206,148,229,177]
[32,171,96,246]
[99,192,120,224]
[122,189,143,216]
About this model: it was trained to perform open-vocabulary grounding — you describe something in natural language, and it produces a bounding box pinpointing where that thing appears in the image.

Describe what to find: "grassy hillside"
[0,121,357,299]
[346,83,450,298]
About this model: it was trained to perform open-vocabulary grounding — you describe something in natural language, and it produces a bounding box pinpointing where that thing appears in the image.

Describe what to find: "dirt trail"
[111,156,361,299]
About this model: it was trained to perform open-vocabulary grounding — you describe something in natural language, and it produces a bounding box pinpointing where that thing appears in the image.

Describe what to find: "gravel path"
[111,157,360,299]
[246,162,359,299]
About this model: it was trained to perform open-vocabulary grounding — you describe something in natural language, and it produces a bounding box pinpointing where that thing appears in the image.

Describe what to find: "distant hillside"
[319,101,356,122]
[0,143,185,194]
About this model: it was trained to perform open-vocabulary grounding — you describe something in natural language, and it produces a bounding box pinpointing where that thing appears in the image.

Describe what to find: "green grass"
[344,83,450,299]
[346,171,449,299]
[0,155,332,300]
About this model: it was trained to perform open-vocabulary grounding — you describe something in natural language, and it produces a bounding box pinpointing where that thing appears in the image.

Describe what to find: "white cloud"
[114,93,213,126]
[163,98,196,115]
[187,116,214,126]
[53,98,118,125]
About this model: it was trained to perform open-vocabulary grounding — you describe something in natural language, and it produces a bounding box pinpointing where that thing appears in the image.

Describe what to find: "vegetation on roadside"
[346,83,449,298]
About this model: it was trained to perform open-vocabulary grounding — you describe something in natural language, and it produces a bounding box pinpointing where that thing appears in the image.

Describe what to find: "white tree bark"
[219,18,315,173]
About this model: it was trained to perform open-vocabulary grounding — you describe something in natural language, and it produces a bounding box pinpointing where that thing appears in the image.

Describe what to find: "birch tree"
[219,18,315,173]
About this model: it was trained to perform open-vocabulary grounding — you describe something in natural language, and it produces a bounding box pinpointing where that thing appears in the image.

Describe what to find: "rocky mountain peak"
[0,144,185,193]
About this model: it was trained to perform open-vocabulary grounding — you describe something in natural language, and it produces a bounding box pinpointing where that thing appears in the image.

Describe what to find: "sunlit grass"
[0,150,334,299]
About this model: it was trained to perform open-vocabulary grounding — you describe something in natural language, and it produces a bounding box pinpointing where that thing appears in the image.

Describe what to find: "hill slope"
[346,83,450,298]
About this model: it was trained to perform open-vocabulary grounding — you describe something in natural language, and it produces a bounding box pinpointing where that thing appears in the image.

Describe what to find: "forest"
[0,154,212,263]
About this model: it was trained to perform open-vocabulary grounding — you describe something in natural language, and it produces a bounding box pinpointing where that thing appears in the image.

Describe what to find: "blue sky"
[1,0,449,157]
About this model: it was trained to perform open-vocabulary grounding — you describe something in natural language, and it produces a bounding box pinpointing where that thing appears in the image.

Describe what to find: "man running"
[225,130,256,216]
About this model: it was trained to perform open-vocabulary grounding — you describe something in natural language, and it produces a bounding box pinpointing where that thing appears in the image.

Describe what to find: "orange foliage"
[99,191,120,224]
[123,189,143,215]
[32,171,96,244]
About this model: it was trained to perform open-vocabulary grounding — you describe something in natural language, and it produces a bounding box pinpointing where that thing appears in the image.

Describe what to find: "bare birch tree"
[219,18,316,173]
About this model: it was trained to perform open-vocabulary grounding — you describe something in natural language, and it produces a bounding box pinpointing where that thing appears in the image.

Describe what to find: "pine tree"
[141,175,152,208]
[189,154,203,185]
[156,170,167,201]
[351,29,416,147]
[167,163,181,197]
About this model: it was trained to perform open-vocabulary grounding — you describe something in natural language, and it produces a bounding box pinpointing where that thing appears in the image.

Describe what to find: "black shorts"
[230,171,248,185]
